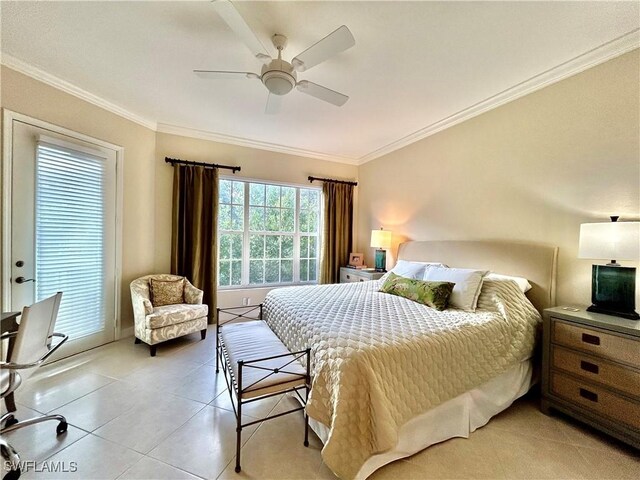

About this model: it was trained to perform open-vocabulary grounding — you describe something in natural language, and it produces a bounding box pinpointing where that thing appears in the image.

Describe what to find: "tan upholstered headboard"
[397,241,558,313]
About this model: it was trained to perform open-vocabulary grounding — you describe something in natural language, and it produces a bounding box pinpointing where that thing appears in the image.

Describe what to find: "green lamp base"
[374,249,387,272]
[589,265,639,320]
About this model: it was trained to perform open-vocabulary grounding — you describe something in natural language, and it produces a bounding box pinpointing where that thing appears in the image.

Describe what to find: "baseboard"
[118,326,134,339]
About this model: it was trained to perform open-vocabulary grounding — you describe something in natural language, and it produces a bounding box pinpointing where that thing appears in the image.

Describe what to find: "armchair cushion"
[145,303,208,329]
[150,278,184,307]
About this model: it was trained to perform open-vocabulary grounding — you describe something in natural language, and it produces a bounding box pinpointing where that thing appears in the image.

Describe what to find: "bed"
[263,240,558,479]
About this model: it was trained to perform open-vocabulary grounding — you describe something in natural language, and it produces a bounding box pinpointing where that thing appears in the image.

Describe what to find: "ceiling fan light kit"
[263,69,296,95]
[198,0,355,112]
[262,35,297,96]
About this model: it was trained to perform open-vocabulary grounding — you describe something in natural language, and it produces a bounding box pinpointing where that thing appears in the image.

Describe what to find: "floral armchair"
[130,274,208,356]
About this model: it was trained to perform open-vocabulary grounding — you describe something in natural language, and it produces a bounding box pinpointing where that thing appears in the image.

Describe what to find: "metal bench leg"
[215,308,220,374]
[235,360,243,473]
[304,347,311,447]
[304,413,309,448]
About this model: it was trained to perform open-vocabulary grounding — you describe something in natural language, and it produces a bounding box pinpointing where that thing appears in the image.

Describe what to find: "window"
[218,178,321,288]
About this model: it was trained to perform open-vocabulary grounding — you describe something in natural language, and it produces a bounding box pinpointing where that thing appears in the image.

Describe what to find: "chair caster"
[235,465,241,473]
[3,467,20,480]
[0,441,20,480]
[304,440,309,447]
[56,421,68,435]
[4,415,18,428]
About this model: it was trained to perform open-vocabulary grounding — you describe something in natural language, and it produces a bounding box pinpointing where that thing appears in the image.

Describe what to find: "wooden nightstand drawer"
[552,319,639,367]
[551,346,640,398]
[543,307,640,448]
[551,372,640,431]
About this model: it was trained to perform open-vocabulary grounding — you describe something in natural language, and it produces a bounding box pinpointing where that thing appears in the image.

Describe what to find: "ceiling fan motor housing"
[261,59,297,95]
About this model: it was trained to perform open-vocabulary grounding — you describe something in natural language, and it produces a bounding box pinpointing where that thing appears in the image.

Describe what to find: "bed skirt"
[307,360,533,479]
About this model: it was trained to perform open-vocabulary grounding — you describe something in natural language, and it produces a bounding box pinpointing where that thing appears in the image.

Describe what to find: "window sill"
[218,282,318,292]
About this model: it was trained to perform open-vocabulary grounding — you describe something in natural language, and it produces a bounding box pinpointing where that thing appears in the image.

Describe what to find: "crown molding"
[0,54,357,164]
[3,27,638,166]
[156,123,360,165]
[357,29,640,165]
[1,53,158,131]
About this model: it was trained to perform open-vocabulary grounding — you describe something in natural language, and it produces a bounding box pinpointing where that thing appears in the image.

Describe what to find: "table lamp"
[578,216,640,320]
[370,228,392,272]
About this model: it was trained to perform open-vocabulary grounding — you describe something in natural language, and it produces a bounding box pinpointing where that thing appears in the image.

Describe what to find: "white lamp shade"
[578,221,640,261]
[370,229,392,249]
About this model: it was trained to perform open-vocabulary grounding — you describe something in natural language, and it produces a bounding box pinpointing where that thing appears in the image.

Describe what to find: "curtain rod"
[165,157,241,173]
[308,176,358,186]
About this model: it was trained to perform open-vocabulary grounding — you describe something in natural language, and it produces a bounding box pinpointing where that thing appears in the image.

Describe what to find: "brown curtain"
[171,165,218,323]
[320,182,354,284]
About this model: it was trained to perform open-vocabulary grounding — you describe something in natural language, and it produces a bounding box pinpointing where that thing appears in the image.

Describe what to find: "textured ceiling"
[1,1,638,163]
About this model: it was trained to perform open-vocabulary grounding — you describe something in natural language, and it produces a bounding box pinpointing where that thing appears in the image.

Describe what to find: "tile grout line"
[115,455,209,480]
[91,400,208,457]
[214,393,305,479]
[21,373,117,415]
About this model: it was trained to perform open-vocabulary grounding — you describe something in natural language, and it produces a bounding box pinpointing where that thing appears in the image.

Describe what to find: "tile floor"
[2,327,638,480]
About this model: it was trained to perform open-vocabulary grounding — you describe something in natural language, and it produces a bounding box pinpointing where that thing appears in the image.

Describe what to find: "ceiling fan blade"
[291,25,355,72]
[255,53,272,65]
[194,70,260,80]
[265,92,282,115]
[212,0,271,61]
[296,80,348,106]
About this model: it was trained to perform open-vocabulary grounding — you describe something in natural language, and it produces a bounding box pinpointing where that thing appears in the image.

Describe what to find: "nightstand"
[541,306,640,448]
[339,267,385,283]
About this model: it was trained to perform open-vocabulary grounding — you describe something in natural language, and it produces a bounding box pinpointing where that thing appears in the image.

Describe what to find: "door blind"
[35,142,107,339]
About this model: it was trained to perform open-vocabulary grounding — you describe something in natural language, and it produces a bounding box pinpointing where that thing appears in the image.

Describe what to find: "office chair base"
[0,438,20,480]
[1,414,18,429]
[3,468,20,480]
[0,413,67,436]
[56,421,68,435]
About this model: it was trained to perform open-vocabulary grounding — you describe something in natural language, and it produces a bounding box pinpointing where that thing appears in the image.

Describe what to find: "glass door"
[9,120,119,357]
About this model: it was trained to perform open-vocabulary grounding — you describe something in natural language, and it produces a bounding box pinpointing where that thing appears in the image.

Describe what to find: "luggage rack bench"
[216,304,311,473]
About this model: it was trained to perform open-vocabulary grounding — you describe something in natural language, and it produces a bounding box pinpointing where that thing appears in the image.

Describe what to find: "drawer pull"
[581,333,600,346]
[579,388,598,403]
[346,275,350,279]
[359,278,364,282]
[580,360,599,374]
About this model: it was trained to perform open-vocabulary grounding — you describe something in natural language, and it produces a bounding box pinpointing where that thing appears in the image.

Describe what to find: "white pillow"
[486,273,532,294]
[422,266,489,312]
[381,260,447,282]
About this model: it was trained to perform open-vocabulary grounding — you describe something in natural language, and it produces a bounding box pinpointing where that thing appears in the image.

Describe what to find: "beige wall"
[357,49,640,308]
[2,47,637,332]
[1,66,157,331]
[154,132,358,308]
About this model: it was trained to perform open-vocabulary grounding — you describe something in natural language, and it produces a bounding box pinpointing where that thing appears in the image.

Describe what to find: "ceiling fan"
[195,0,356,114]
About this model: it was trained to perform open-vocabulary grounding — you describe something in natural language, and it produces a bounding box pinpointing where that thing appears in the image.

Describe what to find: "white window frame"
[1,110,124,339]
[218,176,322,290]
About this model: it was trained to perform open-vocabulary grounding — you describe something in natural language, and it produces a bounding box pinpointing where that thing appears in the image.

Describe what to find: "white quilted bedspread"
[263,279,541,479]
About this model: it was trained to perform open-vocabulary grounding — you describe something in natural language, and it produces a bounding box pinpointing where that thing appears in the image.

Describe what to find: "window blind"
[35,142,106,339]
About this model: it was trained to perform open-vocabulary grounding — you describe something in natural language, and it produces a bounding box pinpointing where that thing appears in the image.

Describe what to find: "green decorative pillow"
[379,272,455,311]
